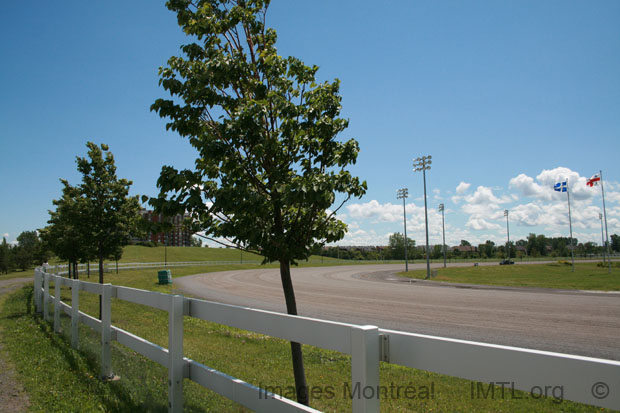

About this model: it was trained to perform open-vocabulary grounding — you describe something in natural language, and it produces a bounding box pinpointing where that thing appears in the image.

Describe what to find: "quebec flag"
[554,181,567,192]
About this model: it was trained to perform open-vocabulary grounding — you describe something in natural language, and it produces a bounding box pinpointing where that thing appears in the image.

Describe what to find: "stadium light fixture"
[413,155,432,279]
[439,203,446,268]
[397,188,409,272]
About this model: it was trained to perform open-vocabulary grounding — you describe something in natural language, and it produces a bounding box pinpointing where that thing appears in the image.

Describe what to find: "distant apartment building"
[137,209,192,247]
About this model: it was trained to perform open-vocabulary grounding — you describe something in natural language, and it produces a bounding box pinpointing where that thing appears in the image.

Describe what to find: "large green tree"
[386,232,415,260]
[14,231,47,270]
[150,0,366,405]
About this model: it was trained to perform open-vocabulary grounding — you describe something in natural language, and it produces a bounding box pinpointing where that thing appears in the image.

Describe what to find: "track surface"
[175,263,620,360]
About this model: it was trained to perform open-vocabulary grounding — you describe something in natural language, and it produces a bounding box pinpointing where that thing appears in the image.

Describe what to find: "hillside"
[113,245,335,264]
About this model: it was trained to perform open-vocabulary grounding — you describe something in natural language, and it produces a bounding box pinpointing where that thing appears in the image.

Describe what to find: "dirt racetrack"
[175,263,620,360]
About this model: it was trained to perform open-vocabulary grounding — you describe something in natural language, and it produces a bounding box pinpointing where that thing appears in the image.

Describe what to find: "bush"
[596,261,620,268]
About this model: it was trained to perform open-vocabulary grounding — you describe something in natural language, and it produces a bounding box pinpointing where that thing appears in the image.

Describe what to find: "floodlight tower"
[439,203,446,268]
[397,188,409,272]
[413,155,432,280]
[504,210,510,261]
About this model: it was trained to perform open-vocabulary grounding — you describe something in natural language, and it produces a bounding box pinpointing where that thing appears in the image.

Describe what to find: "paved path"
[175,263,620,361]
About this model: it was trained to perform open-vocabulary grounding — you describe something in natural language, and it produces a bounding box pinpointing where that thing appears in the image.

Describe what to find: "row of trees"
[40,142,141,319]
[319,232,620,261]
[0,231,50,274]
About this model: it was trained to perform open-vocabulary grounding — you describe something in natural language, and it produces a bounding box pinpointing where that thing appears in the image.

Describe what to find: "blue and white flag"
[554,181,567,192]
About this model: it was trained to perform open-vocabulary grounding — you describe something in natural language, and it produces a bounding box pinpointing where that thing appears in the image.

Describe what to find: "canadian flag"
[586,173,601,187]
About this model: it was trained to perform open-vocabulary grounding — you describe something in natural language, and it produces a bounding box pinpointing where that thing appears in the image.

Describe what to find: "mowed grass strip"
[400,262,620,291]
[1,267,609,412]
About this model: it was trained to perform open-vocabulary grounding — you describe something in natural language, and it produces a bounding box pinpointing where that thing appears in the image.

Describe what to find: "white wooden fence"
[33,268,620,412]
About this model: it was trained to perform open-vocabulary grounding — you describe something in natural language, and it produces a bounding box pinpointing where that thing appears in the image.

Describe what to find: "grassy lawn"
[400,262,620,291]
[113,245,265,263]
[0,266,610,412]
[0,268,35,281]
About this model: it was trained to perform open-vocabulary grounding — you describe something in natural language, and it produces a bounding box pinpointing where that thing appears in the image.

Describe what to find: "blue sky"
[1,1,619,248]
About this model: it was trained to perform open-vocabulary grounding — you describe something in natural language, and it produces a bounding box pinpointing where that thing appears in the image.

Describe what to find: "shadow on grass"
[17,285,159,412]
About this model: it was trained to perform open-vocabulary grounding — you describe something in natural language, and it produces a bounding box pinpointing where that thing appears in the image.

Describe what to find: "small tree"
[150,0,366,405]
[76,142,140,316]
[0,238,10,274]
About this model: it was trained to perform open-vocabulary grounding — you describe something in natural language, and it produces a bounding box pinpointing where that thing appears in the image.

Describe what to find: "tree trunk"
[68,261,72,279]
[98,256,104,320]
[279,260,309,405]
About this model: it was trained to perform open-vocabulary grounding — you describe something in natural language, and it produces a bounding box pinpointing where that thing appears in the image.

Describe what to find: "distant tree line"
[318,232,620,261]
[0,231,51,274]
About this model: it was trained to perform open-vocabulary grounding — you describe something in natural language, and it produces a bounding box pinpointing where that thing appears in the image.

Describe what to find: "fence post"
[34,270,41,314]
[43,272,50,322]
[54,275,61,333]
[101,283,113,379]
[168,295,184,413]
[351,325,380,413]
[71,279,80,349]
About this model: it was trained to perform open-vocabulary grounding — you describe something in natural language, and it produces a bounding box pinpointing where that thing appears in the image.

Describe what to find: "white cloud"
[347,221,360,230]
[509,174,548,199]
[509,167,596,202]
[510,202,544,227]
[346,200,403,223]
[334,169,619,248]
[456,182,470,194]
[339,229,390,246]
[466,217,501,231]
[606,191,620,204]
[2,233,8,238]
[535,167,591,201]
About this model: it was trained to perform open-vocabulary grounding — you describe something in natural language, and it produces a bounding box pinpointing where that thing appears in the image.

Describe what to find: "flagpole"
[600,213,606,264]
[566,178,575,272]
[600,170,611,274]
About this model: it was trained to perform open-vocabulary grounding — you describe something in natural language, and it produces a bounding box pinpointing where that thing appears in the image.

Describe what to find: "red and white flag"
[586,173,601,187]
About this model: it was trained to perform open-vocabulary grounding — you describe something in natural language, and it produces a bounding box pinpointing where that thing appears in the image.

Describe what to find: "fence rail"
[33,267,620,412]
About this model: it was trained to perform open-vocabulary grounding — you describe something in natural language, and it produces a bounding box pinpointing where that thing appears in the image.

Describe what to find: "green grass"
[0,268,33,281]
[400,262,620,291]
[0,268,611,412]
[114,245,265,263]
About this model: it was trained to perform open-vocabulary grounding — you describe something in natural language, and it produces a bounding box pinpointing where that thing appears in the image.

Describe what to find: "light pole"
[504,210,510,261]
[413,155,432,280]
[439,203,446,268]
[397,188,409,272]
[600,213,606,264]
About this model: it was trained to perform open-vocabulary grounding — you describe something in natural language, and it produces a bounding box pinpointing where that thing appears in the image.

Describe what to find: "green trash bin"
[158,269,172,285]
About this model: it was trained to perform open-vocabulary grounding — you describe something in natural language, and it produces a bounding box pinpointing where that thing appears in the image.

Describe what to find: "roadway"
[174,263,620,360]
